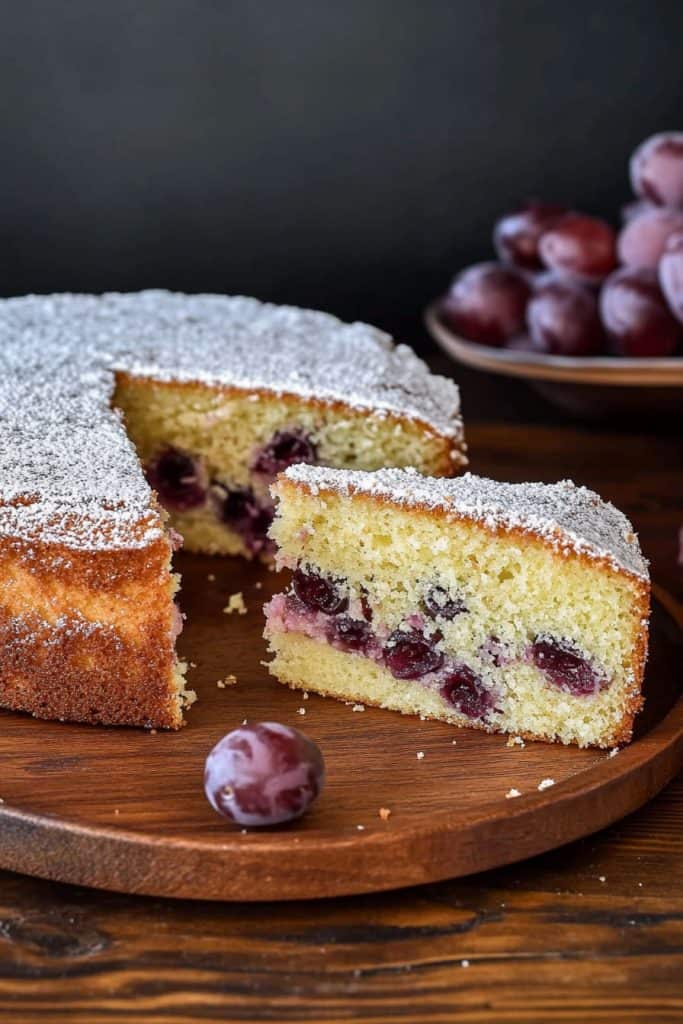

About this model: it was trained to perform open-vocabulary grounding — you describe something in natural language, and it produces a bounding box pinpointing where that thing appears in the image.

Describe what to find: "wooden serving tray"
[0,554,681,901]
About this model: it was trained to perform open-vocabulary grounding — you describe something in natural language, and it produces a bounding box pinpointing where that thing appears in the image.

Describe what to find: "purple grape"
[538,213,617,284]
[531,637,605,696]
[422,584,467,620]
[216,484,274,555]
[659,232,683,325]
[292,568,348,615]
[383,629,444,679]
[599,267,681,356]
[526,277,606,356]
[440,666,495,719]
[251,428,317,477]
[621,198,656,225]
[617,207,683,269]
[204,722,325,826]
[493,201,568,271]
[327,615,374,653]
[440,262,531,347]
[630,132,683,208]
[146,447,207,510]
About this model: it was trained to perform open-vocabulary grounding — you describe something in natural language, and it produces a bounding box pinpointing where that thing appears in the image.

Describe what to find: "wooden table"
[1,375,681,1023]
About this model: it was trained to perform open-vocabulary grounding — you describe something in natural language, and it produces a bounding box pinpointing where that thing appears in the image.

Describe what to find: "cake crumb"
[505,788,521,799]
[297,707,306,716]
[216,674,238,689]
[0,797,4,804]
[416,751,425,760]
[189,661,197,669]
[224,592,247,615]
[242,718,248,725]
[241,828,248,835]
[114,808,120,816]
[538,778,555,791]
[254,581,263,590]
[356,824,365,831]
[352,703,365,712]
[184,690,198,708]
[451,739,457,745]
[302,691,309,700]
[379,807,392,821]
[599,875,606,883]
[608,747,619,758]
[207,573,216,582]
[506,735,526,748]
[460,959,470,968]
[149,729,157,735]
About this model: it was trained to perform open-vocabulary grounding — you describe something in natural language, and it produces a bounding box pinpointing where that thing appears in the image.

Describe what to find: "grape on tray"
[493,201,567,271]
[440,262,530,346]
[659,232,683,325]
[538,213,617,284]
[204,722,325,827]
[617,207,683,269]
[630,132,683,209]
[599,266,682,357]
[527,277,605,356]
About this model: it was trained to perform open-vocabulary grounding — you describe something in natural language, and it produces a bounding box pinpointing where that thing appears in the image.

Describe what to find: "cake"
[264,466,650,748]
[0,292,465,729]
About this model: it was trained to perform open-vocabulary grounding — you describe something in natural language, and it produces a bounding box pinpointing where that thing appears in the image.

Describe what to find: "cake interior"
[113,372,460,560]
[264,480,648,748]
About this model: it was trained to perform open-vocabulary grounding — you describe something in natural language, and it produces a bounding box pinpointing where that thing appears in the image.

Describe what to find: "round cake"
[0,291,466,729]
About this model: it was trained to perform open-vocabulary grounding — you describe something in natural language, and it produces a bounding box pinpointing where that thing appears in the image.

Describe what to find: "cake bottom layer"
[266,631,634,747]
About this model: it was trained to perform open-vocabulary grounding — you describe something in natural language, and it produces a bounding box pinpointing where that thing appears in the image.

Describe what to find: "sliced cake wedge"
[264,466,650,748]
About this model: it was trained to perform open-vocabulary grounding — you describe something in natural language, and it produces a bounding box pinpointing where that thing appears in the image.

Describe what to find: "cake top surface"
[282,465,649,581]
[0,291,462,550]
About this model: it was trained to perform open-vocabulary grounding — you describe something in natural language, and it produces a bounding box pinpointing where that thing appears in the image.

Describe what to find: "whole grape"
[204,722,325,826]
[659,232,683,325]
[538,213,617,284]
[630,132,683,208]
[599,267,681,357]
[617,207,683,269]
[621,198,656,224]
[440,262,530,346]
[493,201,568,271]
[526,278,605,356]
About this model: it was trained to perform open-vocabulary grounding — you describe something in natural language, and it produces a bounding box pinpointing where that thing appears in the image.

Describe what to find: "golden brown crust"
[0,532,182,729]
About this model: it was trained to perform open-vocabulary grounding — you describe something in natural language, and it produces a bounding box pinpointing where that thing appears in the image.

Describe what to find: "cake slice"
[265,467,650,748]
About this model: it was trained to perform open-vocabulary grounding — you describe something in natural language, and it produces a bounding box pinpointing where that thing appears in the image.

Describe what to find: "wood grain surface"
[0,421,681,1021]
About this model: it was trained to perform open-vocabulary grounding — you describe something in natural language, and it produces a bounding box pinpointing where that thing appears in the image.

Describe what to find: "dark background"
[1,0,682,348]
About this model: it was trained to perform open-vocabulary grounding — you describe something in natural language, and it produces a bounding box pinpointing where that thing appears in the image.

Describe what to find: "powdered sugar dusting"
[282,465,649,581]
[0,292,463,551]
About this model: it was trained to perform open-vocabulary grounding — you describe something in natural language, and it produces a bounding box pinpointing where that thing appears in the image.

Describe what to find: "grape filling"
[440,666,496,720]
[531,636,606,696]
[251,428,317,478]
[146,446,208,511]
[383,629,444,680]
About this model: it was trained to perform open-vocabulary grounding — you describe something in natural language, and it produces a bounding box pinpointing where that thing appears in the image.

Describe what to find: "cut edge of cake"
[264,466,650,749]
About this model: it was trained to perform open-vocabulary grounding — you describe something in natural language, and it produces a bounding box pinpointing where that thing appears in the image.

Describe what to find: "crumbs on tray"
[224,592,247,615]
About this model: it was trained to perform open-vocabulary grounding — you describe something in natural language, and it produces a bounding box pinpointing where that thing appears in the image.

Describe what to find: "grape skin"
[659,232,683,325]
[440,262,530,346]
[599,267,681,357]
[630,132,683,208]
[617,207,683,269]
[538,213,617,284]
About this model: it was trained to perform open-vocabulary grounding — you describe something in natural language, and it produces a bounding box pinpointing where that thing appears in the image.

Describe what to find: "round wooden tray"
[1,554,681,902]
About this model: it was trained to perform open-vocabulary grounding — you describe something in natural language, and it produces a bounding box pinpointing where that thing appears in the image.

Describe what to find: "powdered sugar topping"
[0,292,463,550]
[282,465,649,580]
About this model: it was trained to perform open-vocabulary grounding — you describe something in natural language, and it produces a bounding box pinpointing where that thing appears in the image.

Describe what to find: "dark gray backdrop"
[1,0,681,343]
